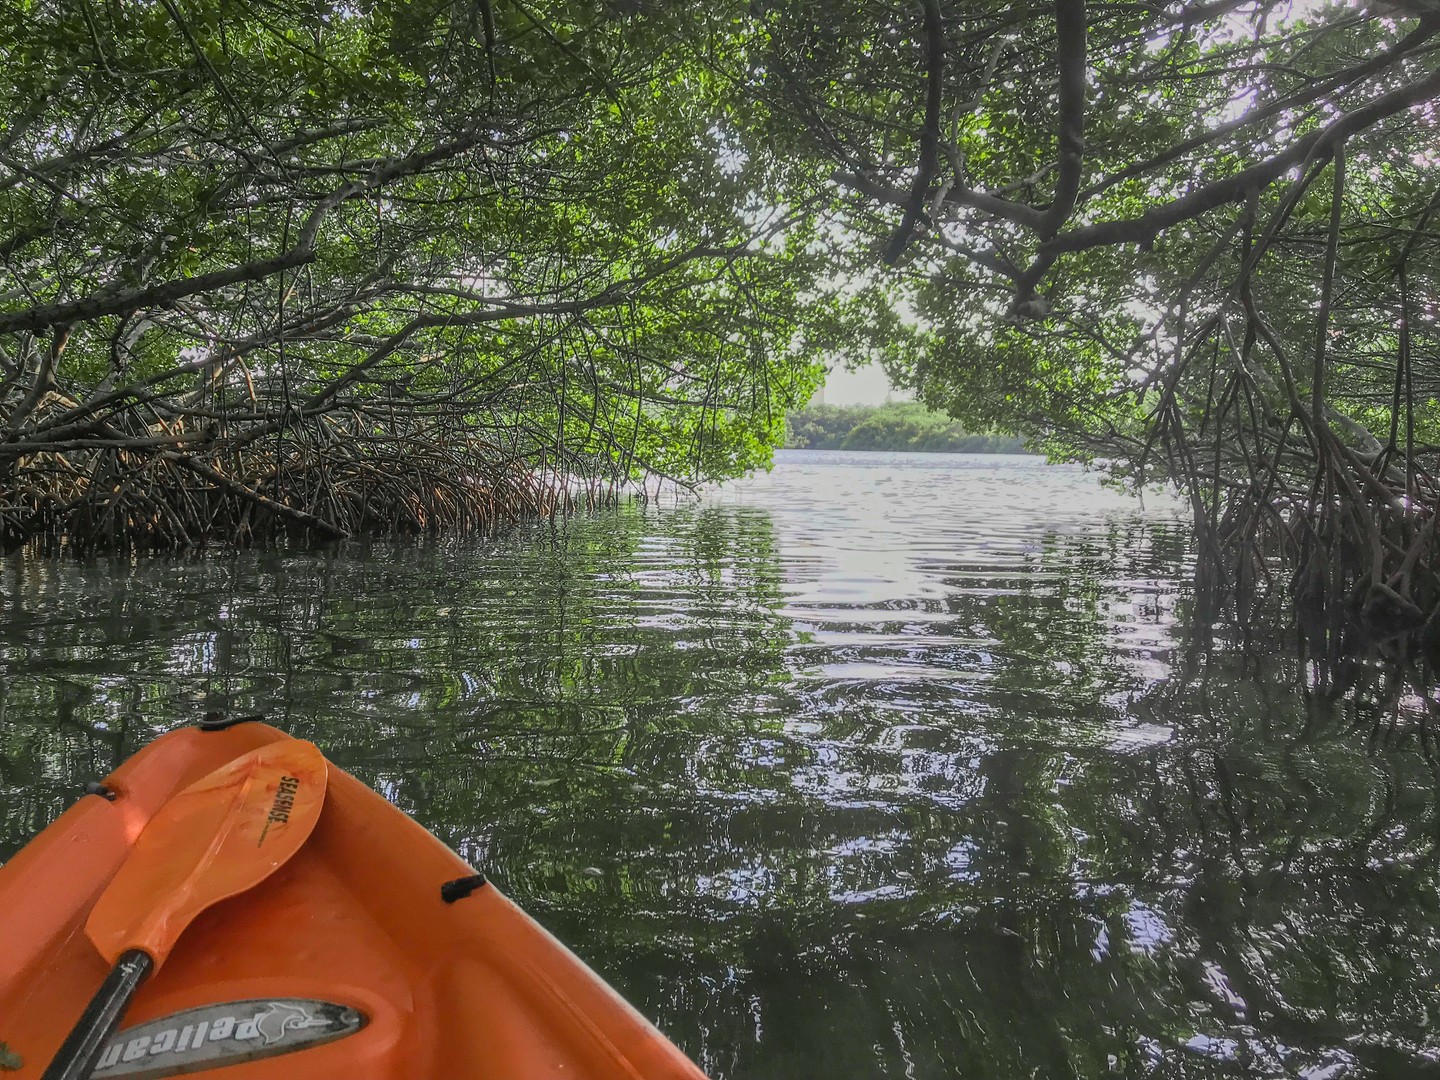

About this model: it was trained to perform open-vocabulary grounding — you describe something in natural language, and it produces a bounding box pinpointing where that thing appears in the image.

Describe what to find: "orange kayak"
[0,719,708,1080]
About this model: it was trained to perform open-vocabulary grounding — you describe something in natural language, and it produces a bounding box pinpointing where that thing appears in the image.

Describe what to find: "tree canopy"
[752,0,1440,661]
[2,0,1438,662]
[0,0,879,548]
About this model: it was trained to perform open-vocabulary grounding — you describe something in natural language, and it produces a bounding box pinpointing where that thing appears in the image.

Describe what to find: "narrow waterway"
[3,451,1437,1079]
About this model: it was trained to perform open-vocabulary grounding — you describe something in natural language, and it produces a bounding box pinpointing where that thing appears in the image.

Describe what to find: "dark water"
[3,450,1439,1079]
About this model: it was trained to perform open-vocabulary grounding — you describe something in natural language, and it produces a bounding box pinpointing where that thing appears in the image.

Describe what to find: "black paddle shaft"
[41,949,153,1080]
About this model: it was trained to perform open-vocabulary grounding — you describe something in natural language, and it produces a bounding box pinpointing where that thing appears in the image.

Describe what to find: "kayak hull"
[0,722,706,1080]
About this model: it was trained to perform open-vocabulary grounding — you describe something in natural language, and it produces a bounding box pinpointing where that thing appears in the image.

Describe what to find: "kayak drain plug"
[440,874,488,903]
[84,782,117,801]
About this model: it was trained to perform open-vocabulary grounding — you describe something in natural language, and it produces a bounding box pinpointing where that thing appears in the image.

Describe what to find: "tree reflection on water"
[3,454,1437,1079]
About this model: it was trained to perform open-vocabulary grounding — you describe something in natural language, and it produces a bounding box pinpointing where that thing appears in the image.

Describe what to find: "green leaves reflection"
[2,489,1438,1078]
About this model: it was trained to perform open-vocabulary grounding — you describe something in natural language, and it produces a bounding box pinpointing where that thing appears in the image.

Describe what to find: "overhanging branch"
[1037,65,1440,261]
[883,0,946,264]
[1038,0,1086,239]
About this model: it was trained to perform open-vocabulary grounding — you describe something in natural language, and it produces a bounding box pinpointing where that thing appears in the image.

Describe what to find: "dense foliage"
[785,402,1030,453]
[752,0,1440,671]
[0,0,874,549]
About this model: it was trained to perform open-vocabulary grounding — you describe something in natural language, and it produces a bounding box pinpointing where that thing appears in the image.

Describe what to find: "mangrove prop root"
[0,411,618,554]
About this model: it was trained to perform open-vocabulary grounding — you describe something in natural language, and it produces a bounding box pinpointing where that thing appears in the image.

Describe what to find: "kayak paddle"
[41,739,328,1080]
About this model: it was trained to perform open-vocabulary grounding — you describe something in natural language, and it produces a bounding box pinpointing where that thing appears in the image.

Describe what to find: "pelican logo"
[90,998,365,1079]
[256,775,300,847]
[253,1001,328,1044]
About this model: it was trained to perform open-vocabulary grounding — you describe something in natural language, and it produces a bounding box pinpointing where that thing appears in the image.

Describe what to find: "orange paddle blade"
[86,739,328,968]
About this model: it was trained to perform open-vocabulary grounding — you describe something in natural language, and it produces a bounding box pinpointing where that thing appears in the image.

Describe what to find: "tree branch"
[883,0,945,264]
[0,132,489,335]
[1038,0,1086,239]
[1036,65,1440,260]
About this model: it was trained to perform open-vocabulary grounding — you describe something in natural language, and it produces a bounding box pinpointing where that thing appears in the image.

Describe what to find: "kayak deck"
[0,722,706,1079]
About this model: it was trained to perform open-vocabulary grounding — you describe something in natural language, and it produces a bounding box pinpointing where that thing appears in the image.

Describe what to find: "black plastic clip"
[440,874,488,903]
[84,781,117,801]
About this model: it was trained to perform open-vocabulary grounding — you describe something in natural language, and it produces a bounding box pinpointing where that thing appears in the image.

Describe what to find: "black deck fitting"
[197,712,264,732]
[84,781,117,801]
[440,874,488,903]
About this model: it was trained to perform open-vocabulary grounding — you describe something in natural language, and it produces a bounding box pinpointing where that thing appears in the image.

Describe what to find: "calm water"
[3,450,1438,1079]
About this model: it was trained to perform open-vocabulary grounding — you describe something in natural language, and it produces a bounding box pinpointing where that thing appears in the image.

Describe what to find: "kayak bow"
[0,721,707,1080]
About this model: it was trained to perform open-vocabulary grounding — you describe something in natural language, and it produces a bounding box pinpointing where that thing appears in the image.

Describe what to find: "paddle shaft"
[41,950,153,1080]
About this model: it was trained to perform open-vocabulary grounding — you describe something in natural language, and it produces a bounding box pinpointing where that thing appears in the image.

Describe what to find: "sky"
[818,361,912,406]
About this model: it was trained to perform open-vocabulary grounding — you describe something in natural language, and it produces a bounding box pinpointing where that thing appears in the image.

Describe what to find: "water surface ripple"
[3,450,1438,1080]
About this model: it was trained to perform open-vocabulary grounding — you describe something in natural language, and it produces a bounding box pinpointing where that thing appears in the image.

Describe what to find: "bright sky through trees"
[821,363,911,406]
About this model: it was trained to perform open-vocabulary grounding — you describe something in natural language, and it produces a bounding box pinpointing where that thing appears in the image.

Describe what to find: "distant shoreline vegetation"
[785,402,1034,455]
